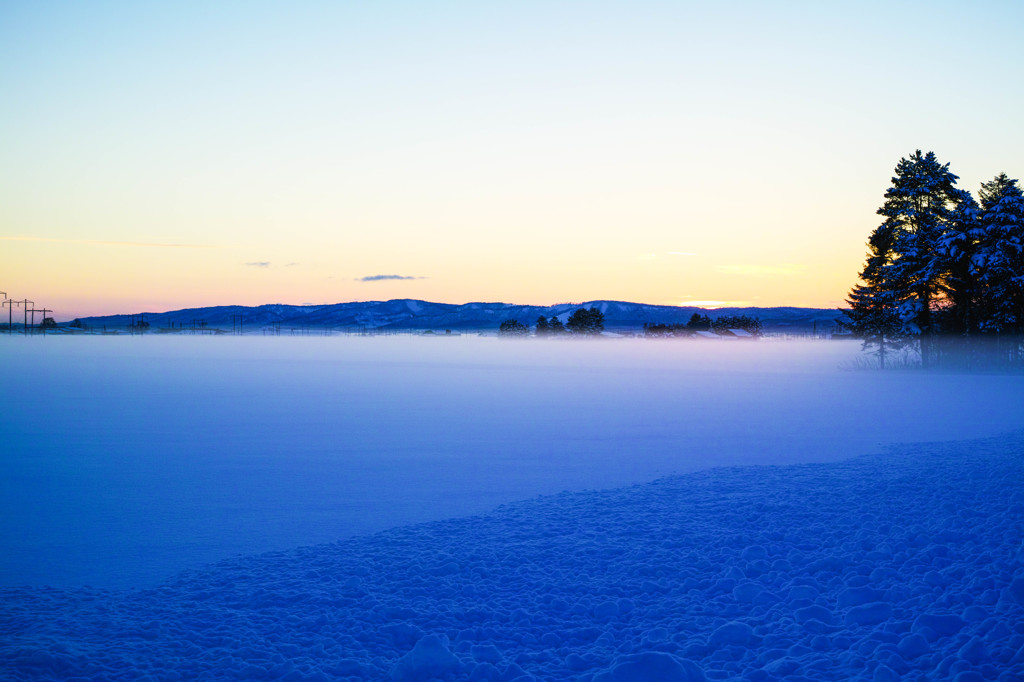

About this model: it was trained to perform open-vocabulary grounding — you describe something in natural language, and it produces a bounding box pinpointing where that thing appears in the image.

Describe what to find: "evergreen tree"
[976,173,1024,334]
[498,319,529,336]
[535,316,550,336]
[566,307,605,336]
[936,194,982,335]
[849,150,969,366]
[548,316,566,335]
[843,282,903,368]
[844,169,905,364]
[685,313,711,330]
[644,322,681,337]
[711,314,763,336]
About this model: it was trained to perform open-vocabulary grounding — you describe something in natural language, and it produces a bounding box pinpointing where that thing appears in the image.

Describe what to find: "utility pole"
[28,307,49,329]
[28,307,51,331]
[2,297,18,334]
[19,300,33,335]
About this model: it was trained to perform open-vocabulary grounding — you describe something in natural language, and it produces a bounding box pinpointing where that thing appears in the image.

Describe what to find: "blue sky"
[2,1,1022,317]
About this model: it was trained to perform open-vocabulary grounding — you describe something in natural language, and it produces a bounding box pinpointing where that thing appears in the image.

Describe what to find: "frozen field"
[1,335,1021,590]
[1,335,1023,680]
[2,335,1024,591]
[3,433,1023,681]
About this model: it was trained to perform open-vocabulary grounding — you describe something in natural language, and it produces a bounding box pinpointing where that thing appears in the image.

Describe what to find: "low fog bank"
[2,335,1023,589]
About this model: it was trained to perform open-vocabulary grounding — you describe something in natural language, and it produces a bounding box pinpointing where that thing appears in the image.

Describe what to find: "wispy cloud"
[245,262,271,268]
[357,274,424,282]
[716,264,805,277]
[1,235,215,248]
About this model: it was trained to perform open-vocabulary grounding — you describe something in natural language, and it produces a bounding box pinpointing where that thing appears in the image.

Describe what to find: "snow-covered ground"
[2,335,1023,591]
[4,434,1024,681]
[1,336,1023,680]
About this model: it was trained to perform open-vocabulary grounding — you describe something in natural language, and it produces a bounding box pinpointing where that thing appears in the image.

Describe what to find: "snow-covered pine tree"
[844,222,903,368]
[976,173,1024,336]
[854,150,969,366]
[844,283,903,368]
[936,193,982,336]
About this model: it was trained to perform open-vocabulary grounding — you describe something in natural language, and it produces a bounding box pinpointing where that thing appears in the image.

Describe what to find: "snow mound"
[2,433,1024,680]
[390,634,463,680]
[593,652,705,681]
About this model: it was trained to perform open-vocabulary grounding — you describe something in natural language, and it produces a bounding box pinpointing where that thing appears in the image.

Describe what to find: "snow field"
[2,433,1023,681]
[5,336,1024,590]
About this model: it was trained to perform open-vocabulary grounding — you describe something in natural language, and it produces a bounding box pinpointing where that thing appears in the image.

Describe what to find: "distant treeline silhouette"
[643,313,762,338]
[499,309,763,339]
[499,307,606,337]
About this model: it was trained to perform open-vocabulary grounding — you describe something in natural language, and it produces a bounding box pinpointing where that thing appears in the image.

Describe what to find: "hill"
[70,300,844,335]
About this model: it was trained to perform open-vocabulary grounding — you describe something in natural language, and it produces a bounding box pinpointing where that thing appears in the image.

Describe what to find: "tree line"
[499,307,606,337]
[843,150,1024,369]
[643,313,762,338]
[499,308,763,338]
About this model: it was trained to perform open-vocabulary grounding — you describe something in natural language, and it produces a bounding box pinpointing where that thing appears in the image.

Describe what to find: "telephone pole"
[2,296,17,334]
[19,300,33,335]
[30,308,52,333]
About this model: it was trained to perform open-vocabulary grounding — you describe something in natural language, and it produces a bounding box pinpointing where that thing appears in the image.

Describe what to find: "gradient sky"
[2,1,1022,319]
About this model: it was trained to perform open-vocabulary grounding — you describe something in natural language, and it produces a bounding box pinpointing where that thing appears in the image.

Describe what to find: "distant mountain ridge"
[73,299,844,334]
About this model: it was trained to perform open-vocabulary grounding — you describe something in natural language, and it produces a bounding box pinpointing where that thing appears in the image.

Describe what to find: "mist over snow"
[2,335,1022,591]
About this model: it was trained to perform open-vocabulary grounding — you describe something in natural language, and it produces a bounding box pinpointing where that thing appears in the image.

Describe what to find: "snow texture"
[2,434,1023,680]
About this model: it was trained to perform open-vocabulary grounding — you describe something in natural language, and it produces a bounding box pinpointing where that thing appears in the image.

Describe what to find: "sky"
[2,1,1023,319]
